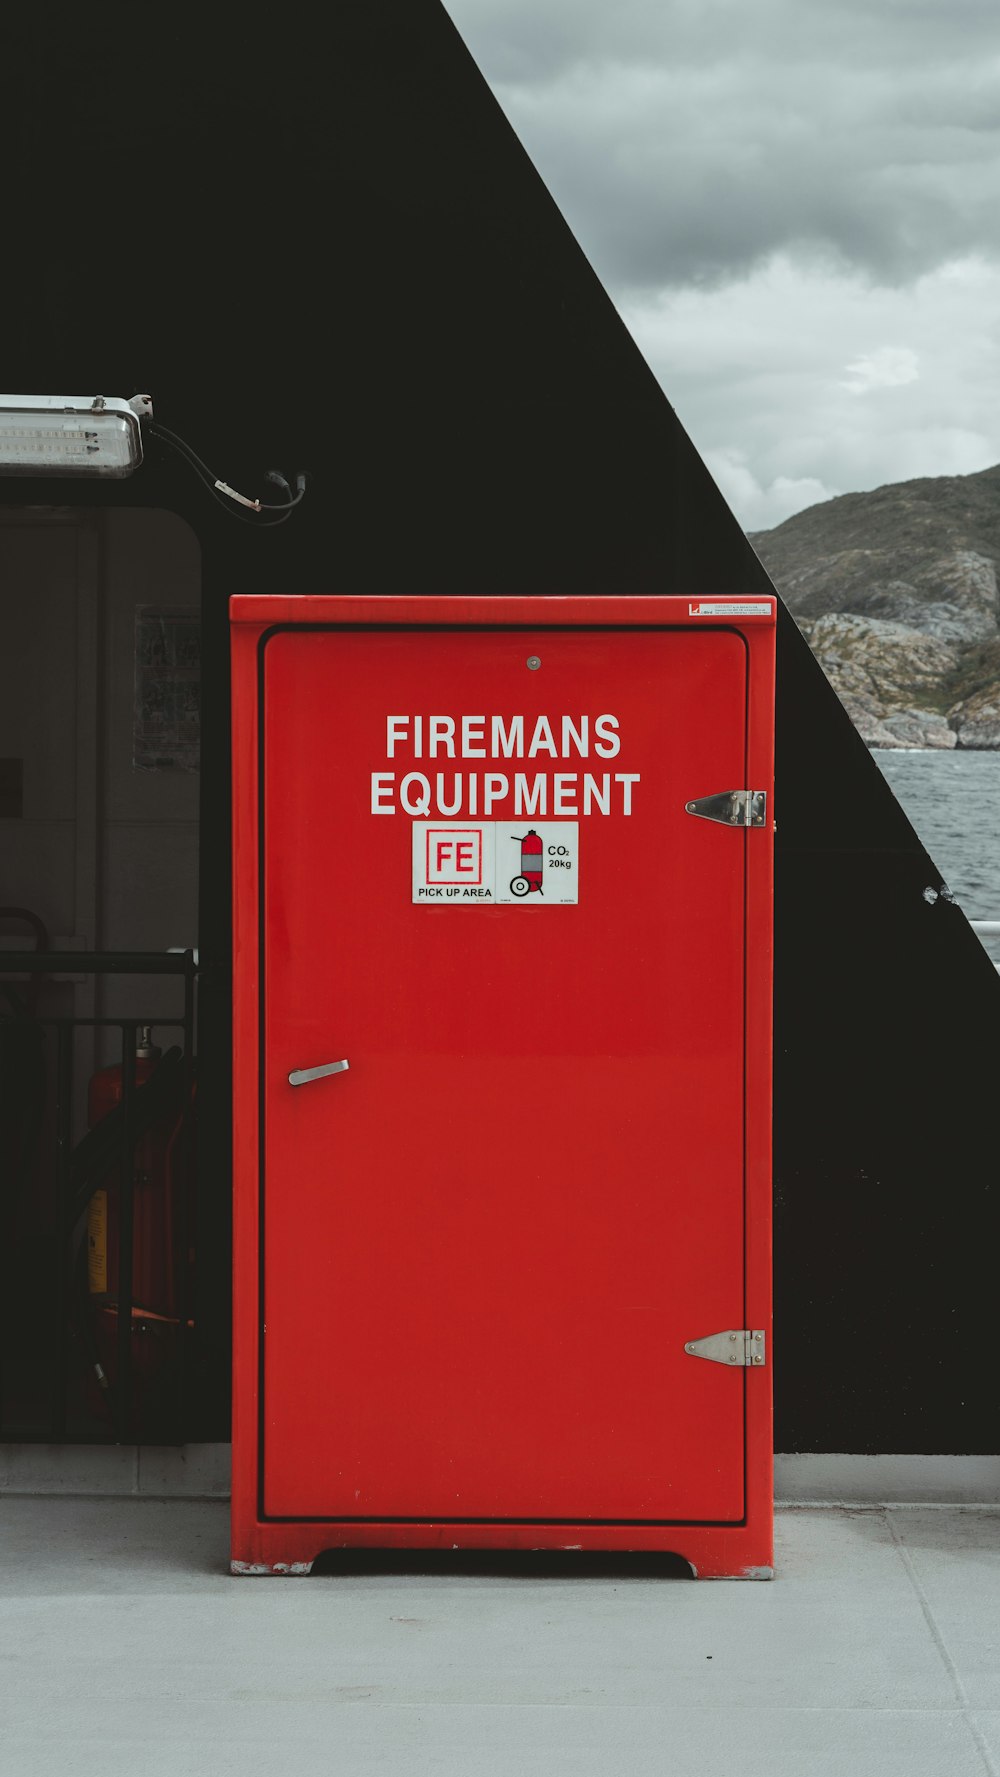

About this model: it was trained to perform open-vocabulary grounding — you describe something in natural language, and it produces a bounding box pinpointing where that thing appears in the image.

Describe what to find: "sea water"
[872,749,1000,966]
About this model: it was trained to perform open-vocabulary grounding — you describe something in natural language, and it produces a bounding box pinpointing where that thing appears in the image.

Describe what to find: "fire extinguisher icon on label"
[510,830,544,897]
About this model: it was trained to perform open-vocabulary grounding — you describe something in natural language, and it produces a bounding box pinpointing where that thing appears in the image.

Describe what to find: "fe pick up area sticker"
[412,822,578,904]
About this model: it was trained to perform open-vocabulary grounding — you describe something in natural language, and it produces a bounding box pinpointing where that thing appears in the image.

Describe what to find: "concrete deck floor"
[1,1499,998,1775]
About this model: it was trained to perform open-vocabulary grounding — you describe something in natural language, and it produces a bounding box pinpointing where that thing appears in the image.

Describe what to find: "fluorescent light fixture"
[0,395,147,478]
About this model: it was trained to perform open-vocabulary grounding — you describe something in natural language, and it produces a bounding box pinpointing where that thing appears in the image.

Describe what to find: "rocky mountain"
[750,464,1000,747]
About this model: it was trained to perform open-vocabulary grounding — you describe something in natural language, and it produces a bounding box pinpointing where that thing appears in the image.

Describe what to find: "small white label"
[688,600,773,617]
[412,822,578,904]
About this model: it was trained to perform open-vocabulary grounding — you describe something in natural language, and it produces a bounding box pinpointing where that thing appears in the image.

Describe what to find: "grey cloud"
[447,0,999,86]
[445,0,1000,291]
[619,256,1000,526]
[442,0,1000,529]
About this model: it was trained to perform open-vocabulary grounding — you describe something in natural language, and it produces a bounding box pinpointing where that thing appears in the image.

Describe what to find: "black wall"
[4,4,997,1451]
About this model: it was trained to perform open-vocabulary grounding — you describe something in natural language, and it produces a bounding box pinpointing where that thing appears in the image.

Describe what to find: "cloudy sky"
[444,0,1000,531]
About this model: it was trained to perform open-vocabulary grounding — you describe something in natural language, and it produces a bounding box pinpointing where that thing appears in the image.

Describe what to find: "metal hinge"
[684,1330,766,1366]
[685,791,767,827]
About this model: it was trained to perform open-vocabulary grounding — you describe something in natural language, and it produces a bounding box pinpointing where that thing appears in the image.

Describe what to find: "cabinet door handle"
[288,1059,350,1087]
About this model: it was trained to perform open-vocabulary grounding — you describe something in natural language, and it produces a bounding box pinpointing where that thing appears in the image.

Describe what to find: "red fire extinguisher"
[85,1026,193,1423]
[510,830,544,897]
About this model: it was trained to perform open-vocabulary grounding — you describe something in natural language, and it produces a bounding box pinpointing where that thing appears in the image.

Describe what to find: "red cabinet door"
[261,624,749,1523]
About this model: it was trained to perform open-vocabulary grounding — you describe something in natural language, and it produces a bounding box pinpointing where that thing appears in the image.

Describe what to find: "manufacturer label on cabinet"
[688,601,773,617]
[412,822,579,903]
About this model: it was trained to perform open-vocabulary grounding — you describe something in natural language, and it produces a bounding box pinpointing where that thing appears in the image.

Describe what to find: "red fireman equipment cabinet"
[230,595,775,1578]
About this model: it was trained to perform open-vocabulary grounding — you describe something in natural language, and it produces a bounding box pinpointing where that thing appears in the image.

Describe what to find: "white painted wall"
[0,506,201,1129]
[99,508,200,1030]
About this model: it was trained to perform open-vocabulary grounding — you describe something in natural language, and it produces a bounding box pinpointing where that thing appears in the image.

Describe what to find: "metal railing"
[1,951,197,1444]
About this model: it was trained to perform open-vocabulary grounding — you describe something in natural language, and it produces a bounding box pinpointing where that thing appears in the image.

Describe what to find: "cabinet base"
[230,1516,774,1580]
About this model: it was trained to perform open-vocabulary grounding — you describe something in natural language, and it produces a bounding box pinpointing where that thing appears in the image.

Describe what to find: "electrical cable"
[147,421,307,524]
